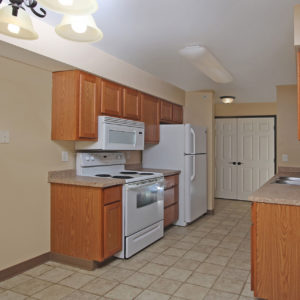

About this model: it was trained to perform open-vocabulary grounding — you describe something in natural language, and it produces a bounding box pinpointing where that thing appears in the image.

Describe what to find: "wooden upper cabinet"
[173,104,183,124]
[100,80,123,117]
[122,88,141,120]
[52,70,100,141]
[160,100,173,123]
[141,93,160,144]
[79,72,100,139]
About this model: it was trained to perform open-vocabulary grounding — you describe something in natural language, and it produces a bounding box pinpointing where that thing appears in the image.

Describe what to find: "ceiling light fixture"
[179,45,233,83]
[220,96,235,104]
[0,0,102,42]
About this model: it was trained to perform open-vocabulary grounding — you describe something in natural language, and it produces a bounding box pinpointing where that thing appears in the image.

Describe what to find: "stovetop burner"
[120,171,139,175]
[113,175,134,179]
[95,174,111,177]
[140,172,154,175]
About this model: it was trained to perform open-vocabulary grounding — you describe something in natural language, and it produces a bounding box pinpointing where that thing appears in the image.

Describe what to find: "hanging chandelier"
[0,0,103,42]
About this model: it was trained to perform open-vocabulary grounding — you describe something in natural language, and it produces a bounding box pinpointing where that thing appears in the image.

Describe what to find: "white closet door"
[237,118,275,200]
[215,119,238,199]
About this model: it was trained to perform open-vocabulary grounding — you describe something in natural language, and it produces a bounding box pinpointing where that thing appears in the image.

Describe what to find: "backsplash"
[122,151,142,165]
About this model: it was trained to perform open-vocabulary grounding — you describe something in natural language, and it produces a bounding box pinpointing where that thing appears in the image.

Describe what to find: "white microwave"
[75,116,145,151]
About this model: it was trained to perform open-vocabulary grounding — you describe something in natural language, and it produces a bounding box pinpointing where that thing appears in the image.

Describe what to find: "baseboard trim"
[50,253,96,271]
[207,209,215,215]
[0,252,50,282]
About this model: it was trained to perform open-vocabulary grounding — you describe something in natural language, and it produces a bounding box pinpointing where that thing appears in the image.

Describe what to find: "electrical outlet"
[282,154,288,162]
[61,151,69,162]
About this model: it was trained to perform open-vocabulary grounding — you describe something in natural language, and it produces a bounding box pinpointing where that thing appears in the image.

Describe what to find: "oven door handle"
[126,181,164,190]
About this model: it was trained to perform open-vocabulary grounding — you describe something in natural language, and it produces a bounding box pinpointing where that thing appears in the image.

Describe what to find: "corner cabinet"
[164,175,179,227]
[141,93,160,144]
[52,70,100,141]
[51,184,122,262]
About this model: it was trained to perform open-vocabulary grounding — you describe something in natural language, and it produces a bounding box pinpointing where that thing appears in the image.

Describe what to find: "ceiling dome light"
[38,0,98,15]
[220,96,235,104]
[179,45,233,83]
[0,5,38,40]
[55,15,103,42]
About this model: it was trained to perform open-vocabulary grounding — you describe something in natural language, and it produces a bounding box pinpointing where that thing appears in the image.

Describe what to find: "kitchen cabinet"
[297,51,300,140]
[172,104,184,124]
[160,100,173,123]
[164,175,179,227]
[141,93,160,144]
[123,87,141,120]
[100,80,123,117]
[251,202,300,300]
[52,70,100,141]
[51,184,122,263]
[160,100,184,124]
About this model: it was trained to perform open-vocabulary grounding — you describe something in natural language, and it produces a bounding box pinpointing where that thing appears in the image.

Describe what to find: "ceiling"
[5,0,300,102]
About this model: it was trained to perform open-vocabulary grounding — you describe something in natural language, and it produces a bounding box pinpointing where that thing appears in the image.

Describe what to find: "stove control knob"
[90,156,95,161]
[85,156,90,161]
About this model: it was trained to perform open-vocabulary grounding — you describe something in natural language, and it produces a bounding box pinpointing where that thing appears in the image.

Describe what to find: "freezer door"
[184,154,208,223]
[185,125,207,155]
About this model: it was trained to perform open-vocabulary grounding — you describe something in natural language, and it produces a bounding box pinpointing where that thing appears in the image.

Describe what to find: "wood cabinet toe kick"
[51,184,122,264]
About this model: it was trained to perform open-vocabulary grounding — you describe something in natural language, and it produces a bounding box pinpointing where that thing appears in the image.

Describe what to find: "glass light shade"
[37,0,98,15]
[220,96,235,104]
[0,5,38,40]
[179,45,233,83]
[55,15,103,42]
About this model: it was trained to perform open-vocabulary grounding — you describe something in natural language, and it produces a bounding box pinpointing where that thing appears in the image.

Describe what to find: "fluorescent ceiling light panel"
[179,45,233,83]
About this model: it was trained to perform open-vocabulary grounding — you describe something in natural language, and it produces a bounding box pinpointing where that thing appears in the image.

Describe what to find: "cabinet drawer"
[164,187,178,208]
[164,203,179,228]
[103,186,122,205]
[164,175,178,190]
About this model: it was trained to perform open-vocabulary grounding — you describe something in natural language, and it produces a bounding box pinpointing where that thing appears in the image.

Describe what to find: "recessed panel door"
[237,118,275,200]
[215,119,238,199]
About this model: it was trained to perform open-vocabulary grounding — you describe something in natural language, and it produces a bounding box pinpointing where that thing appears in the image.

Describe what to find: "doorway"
[215,116,276,201]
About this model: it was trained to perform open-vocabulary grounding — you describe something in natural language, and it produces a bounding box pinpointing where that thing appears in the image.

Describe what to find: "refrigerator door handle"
[190,128,196,182]
[191,155,196,182]
[191,127,196,154]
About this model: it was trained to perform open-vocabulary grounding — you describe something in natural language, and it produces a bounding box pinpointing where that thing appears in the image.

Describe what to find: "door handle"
[230,162,237,165]
[237,162,243,165]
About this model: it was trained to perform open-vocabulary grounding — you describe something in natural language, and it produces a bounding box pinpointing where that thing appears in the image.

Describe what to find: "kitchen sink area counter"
[249,167,300,206]
[250,167,300,300]
[48,169,125,188]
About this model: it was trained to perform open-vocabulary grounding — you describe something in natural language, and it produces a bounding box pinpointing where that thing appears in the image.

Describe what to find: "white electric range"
[76,152,164,258]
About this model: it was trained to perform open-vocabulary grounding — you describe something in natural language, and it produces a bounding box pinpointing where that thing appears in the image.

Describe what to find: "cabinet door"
[100,80,123,117]
[123,88,141,120]
[172,104,183,124]
[160,100,173,123]
[78,72,100,139]
[141,94,160,144]
[103,201,122,259]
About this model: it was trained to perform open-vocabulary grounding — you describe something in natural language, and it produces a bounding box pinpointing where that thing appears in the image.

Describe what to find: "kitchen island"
[249,167,300,300]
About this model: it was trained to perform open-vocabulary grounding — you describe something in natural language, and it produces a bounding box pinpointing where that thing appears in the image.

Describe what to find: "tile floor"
[0,199,258,300]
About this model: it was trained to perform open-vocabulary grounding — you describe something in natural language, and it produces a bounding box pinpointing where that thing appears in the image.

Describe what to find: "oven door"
[124,178,164,236]
[103,124,144,150]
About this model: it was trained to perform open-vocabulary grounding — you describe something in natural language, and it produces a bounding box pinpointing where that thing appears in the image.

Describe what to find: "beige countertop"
[48,170,125,188]
[249,167,300,206]
[48,168,180,188]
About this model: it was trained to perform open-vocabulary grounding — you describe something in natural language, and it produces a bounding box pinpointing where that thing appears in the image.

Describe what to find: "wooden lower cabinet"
[51,184,122,262]
[164,175,179,228]
[251,202,300,300]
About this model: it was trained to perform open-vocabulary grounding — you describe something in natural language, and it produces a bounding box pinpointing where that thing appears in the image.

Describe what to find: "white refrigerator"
[143,124,207,226]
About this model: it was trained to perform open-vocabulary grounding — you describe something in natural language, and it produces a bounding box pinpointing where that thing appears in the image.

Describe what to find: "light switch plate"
[0,130,10,144]
[282,154,288,162]
[61,151,69,162]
